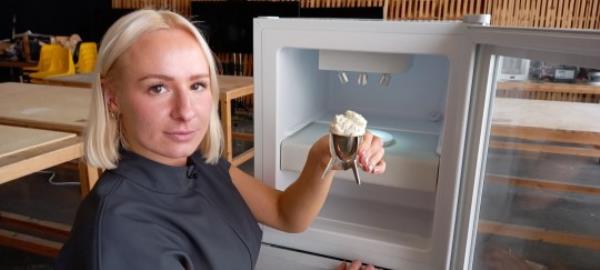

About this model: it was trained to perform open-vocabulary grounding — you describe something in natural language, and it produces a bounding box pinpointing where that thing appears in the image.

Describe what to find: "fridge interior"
[274,47,450,251]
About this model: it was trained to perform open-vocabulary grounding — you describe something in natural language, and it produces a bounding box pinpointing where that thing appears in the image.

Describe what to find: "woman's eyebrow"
[137,74,209,81]
[189,74,210,80]
[137,74,174,82]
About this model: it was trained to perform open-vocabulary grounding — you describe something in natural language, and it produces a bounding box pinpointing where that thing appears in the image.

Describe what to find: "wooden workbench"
[0,125,81,257]
[218,75,254,166]
[0,82,98,194]
[0,125,81,185]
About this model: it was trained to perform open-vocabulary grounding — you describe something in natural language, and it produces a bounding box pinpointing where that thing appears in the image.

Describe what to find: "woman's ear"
[101,78,119,113]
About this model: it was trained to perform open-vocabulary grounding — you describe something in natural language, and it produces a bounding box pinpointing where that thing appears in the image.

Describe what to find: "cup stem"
[351,160,361,185]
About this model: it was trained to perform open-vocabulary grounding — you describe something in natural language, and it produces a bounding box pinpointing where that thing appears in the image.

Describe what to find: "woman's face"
[106,28,212,166]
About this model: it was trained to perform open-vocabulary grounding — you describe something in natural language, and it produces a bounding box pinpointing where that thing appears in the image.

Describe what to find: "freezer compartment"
[317,188,434,248]
[263,178,435,268]
[281,121,439,191]
[256,243,343,270]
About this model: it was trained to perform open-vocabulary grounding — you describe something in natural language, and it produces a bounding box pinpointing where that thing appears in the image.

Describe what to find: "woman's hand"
[336,261,376,270]
[309,131,386,175]
[357,132,386,174]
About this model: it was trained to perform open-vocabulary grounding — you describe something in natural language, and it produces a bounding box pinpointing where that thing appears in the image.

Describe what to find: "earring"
[109,110,119,119]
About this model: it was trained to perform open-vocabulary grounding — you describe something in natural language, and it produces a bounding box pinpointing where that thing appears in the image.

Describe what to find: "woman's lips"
[164,130,197,142]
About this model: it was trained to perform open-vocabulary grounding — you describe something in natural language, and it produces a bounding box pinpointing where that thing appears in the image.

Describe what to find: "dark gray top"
[56,150,262,270]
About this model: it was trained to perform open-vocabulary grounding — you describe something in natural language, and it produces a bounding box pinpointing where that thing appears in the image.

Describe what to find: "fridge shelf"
[318,193,433,249]
[262,191,434,266]
[280,121,440,192]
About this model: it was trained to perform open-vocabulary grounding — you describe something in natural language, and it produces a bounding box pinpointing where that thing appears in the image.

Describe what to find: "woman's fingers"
[363,147,384,173]
[373,159,386,174]
[359,133,374,164]
[359,133,375,165]
[358,133,385,174]
[336,262,347,270]
[369,148,386,174]
[348,261,362,270]
[335,261,377,270]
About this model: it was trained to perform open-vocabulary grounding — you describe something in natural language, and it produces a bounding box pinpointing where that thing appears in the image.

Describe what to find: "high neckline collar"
[111,149,205,194]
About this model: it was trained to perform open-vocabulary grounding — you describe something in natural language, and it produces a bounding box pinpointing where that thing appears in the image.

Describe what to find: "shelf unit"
[496,80,600,103]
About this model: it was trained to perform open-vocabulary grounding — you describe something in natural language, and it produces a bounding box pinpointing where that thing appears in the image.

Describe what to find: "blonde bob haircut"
[85,9,223,169]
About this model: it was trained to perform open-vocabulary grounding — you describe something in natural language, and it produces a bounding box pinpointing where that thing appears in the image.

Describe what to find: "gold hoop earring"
[109,111,119,120]
[114,113,128,148]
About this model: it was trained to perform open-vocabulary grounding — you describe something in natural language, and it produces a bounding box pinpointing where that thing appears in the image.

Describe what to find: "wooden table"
[0,83,95,257]
[0,82,91,134]
[0,82,97,195]
[0,125,81,185]
[31,73,96,88]
[0,125,81,257]
[219,75,254,166]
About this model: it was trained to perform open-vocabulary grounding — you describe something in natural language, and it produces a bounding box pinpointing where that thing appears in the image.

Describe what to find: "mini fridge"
[252,16,600,270]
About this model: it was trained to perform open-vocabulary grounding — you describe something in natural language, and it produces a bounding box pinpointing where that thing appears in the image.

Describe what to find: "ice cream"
[330,110,367,137]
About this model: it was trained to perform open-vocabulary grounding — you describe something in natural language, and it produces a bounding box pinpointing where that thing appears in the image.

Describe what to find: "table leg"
[78,160,99,198]
[220,97,233,162]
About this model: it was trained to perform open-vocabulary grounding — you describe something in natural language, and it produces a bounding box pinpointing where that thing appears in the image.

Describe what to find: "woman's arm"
[230,133,385,233]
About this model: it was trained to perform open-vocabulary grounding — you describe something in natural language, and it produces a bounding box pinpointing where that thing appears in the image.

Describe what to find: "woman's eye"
[148,84,167,94]
[191,82,207,92]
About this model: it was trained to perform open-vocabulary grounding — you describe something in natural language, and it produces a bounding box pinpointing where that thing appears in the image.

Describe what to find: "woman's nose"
[171,89,196,121]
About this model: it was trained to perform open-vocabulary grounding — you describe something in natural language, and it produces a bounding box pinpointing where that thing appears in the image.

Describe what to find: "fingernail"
[369,164,374,173]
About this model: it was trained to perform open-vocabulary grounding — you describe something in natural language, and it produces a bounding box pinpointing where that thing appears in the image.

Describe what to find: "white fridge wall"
[326,54,450,123]
[254,18,474,270]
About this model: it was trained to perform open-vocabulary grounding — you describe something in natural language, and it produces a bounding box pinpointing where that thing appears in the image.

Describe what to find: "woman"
[56,9,385,270]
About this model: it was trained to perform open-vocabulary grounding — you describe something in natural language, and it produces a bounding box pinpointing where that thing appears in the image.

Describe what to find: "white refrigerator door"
[453,26,600,270]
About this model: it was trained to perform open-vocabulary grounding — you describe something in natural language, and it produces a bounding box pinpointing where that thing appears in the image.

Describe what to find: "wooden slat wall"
[215,52,254,105]
[299,0,386,8]
[214,52,253,77]
[384,0,600,29]
[138,0,600,29]
[112,0,191,16]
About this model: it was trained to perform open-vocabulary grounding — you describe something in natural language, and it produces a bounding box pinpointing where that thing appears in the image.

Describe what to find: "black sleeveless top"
[56,150,262,270]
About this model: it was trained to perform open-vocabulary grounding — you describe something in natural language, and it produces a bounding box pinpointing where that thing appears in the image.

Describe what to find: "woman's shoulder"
[88,170,125,199]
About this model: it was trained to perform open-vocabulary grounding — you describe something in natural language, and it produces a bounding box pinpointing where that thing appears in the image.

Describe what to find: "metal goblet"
[322,133,363,185]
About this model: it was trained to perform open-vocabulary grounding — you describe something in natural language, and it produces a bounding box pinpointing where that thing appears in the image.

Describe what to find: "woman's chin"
[164,144,199,158]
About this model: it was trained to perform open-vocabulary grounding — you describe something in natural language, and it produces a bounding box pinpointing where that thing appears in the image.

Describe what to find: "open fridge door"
[453,23,600,270]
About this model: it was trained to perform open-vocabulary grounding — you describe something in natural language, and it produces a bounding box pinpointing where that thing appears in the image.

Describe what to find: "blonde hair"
[85,9,223,169]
